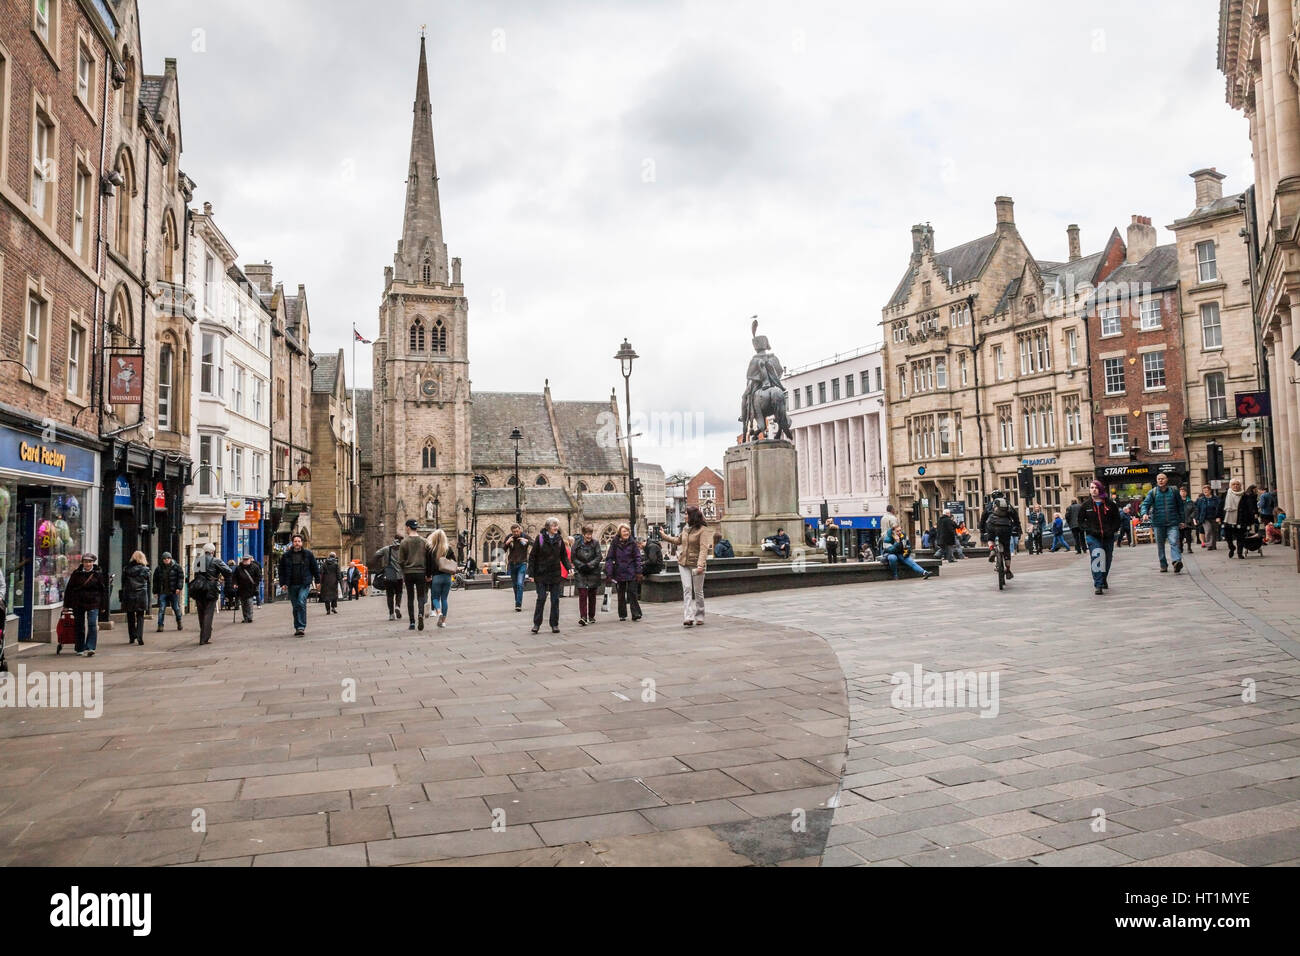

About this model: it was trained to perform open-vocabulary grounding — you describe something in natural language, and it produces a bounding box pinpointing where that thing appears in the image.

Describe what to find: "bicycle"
[992,536,1011,590]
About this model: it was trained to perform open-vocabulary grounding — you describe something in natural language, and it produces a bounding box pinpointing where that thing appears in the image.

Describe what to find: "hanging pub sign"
[107,354,145,404]
[154,482,166,510]
[297,466,312,481]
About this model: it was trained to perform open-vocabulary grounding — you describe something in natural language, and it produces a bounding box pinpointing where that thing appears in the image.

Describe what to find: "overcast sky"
[141,0,1248,475]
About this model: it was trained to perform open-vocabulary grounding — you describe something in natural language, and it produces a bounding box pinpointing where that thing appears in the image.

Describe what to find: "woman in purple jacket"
[603,523,643,622]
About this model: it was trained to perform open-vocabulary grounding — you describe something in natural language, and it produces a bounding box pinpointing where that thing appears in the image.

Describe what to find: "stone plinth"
[720,440,802,555]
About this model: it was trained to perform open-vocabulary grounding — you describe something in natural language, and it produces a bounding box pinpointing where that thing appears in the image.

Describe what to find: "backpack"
[643,537,665,575]
[189,559,219,601]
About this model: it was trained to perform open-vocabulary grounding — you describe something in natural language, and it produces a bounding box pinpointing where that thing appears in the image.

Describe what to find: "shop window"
[28,491,85,608]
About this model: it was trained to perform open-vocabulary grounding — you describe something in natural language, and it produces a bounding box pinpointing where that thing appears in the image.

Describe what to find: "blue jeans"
[1086,533,1114,588]
[1050,532,1069,551]
[1154,524,1181,567]
[430,574,452,615]
[885,554,927,578]
[508,563,527,607]
[288,585,310,631]
[157,592,182,626]
[73,608,98,652]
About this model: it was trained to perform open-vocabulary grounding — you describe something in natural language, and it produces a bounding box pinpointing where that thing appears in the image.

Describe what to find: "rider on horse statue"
[740,319,793,442]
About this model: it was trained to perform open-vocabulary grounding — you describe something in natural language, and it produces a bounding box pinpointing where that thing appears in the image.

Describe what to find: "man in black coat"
[1065,498,1084,553]
[233,556,262,623]
[277,534,319,637]
[153,551,185,631]
[936,510,958,564]
[64,553,107,656]
[527,518,571,634]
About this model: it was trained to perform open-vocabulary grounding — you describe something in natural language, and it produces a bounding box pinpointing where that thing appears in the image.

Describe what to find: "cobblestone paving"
[711,544,1300,866]
[0,589,845,866]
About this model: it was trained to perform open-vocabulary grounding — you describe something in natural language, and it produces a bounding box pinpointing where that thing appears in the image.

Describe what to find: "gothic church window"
[506,475,517,486]
[409,316,425,352]
[535,475,548,486]
[423,257,432,283]
[576,481,588,493]
[603,481,616,492]
[432,317,447,354]
[421,439,436,470]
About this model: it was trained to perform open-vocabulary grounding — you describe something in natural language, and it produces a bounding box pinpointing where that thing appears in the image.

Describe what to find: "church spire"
[394,35,449,285]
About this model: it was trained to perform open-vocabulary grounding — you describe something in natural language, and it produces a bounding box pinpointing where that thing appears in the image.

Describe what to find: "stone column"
[1283,310,1300,511]
[848,416,863,494]
[1268,337,1293,520]
[832,418,845,496]
[1269,0,1300,183]
[809,425,821,498]
[1259,19,1282,205]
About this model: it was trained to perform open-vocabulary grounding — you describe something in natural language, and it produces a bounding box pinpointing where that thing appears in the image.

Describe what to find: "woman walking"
[1081,479,1123,595]
[660,506,711,627]
[123,551,151,645]
[1222,479,1255,558]
[427,528,456,628]
[571,526,605,626]
[319,553,342,614]
[603,524,643,622]
[528,517,571,634]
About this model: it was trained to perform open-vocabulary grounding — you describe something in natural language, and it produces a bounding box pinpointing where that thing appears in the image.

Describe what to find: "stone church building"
[369,38,630,562]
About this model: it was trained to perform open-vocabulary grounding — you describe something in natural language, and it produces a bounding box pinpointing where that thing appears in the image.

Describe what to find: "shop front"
[1095,461,1188,505]
[0,422,101,643]
[803,514,882,559]
[100,441,190,613]
[223,497,267,600]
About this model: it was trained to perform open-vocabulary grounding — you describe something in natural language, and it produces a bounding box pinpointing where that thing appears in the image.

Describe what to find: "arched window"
[603,481,616,492]
[535,475,548,486]
[158,344,174,429]
[409,316,425,352]
[121,51,135,128]
[110,286,133,346]
[160,210,178,283]
[576,481,588,493]
[600,526,616,545]
[421,439,436,470]
[482,526,504,565]
[115,150,135,256]
[431,317,447,354]
[422,257,432,283]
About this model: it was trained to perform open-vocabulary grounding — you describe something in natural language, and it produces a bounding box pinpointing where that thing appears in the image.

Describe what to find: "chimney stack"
[244,260,274,293]
[911,223,926,257]
[1126,215,1156,265]
[1190,167,1226,207]
[995,196,1015,228]
[1067,224,1081,262]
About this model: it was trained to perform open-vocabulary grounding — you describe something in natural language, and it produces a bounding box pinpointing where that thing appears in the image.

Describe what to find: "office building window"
[805,385,812,407]
[1063,394,1082,445]
[817,381,826,404]
[1139,298,1162,330]
[1100,305,1121,337]
[1107,415,1128,457]
[844,374,854,398]
[1103,357,1125,395]
[1067,328,1079,366]
[157,344,173,428]
[1206,372,1228,420]
[792,389,800,410]
[1142,351,1166,390]
[935,356,947,388]
[1196,240,1217,282]
[1147,411,1170,453]
[874,367,882,392]
[997,403,1014,451]
[994,345,1005,380]
[832,378,840,401]
[1200,302,1222,349]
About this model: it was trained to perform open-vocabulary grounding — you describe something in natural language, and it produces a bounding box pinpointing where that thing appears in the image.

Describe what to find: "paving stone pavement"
[711,543,1300,866]
[0,589,846,866]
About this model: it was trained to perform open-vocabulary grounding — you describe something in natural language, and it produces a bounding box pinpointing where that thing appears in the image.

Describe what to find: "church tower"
[374,36,471,540]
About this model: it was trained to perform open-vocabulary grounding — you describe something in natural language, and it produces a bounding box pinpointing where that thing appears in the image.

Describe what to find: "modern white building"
[633,459,665,536]
[784,344,891,554]
[183,205,273,578]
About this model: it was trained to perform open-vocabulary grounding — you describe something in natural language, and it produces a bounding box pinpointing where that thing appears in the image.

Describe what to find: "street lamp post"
[510,427,523,523]
[615,339,639,534]
[433,490,440,528]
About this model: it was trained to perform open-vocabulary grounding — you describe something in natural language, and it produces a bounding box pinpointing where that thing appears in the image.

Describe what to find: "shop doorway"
[14,492,42,641]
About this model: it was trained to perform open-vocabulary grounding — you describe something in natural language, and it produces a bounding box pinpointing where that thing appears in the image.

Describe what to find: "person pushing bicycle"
[980,493,1021,581]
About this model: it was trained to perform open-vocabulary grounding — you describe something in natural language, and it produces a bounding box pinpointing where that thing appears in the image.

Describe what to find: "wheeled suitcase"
[55,608,77,654]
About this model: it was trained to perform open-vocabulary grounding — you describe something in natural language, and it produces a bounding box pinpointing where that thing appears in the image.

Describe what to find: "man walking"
[398,519,432,630]
[192,543,230,645]
[1258,485,1276,531]
[64,553,106,657]
[234,555,261,623]
[277,533,319,637]
[1026,505,1046,555]
[936,509,958,563]
[1065,497,1084,553]
[153,551,184,631]
[1140,472,1184,573]
[504,524,530,612]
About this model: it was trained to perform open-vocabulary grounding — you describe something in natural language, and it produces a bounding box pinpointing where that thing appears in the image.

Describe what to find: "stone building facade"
[1219,0,1300,554]
[881,197,1101,534]
[309,351,361,563]
[1169,168,1265,488]
[371,39,629,559]
[1086,219,1189,497]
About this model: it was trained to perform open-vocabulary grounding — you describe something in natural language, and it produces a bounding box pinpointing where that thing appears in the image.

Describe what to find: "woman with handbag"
[427,529,457,628]
[123,551,152,645]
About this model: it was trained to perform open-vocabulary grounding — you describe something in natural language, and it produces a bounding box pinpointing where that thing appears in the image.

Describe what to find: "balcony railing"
[1184,417,1240,434]
[155,281,196,320]
[336,511,365,536]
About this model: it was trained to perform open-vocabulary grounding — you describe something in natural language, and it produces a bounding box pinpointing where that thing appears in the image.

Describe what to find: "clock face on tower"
[421,379,437,398]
